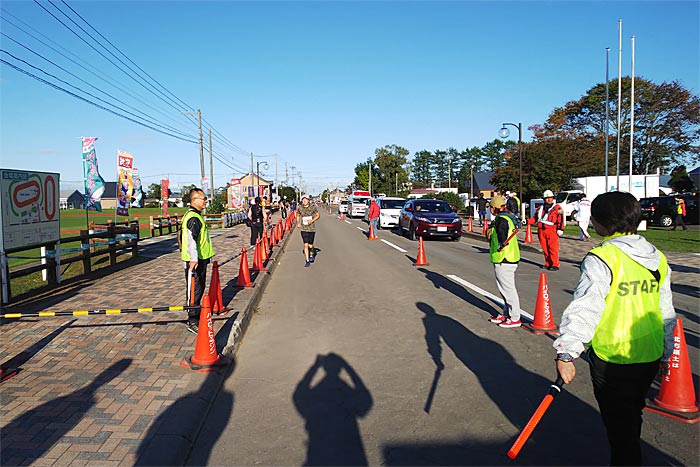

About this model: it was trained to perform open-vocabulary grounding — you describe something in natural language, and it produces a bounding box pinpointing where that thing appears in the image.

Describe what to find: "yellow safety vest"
[490,214,520,263]
[588,242,667,364]
[180,210,215,261]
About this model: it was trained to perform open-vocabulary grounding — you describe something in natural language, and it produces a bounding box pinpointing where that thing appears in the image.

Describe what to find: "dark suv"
[398,199,462,241]
[639,193,699,227]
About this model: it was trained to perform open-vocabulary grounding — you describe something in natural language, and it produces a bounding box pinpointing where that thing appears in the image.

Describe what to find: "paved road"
[189,211,699,466]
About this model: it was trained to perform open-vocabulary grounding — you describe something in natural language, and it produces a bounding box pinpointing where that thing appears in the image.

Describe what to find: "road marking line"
[446,274,534,321]
[356,227,365,231]
[345,220,352,224]
[380,239,407,252]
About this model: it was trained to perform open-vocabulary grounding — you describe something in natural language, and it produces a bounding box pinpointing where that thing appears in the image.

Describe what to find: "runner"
[296,194,321,267]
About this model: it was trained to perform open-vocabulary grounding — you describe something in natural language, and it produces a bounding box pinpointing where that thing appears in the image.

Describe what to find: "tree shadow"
[406,302,680,466]
[669,263,700,275]
[136,359,236,467]
[0,359,132,465]
[671,283,700,300]
[293,352,373,466]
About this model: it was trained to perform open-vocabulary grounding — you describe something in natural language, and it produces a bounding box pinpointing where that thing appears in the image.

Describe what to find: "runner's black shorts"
[301,231,315,244]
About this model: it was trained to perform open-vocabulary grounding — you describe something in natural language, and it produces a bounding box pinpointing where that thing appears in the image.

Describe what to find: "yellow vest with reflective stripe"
[180,210,215,261]
[589,242,667,364]
[490,214,520,263]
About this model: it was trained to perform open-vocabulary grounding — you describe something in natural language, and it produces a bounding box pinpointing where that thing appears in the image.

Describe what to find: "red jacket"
[530,203,564,231]
[368,201,380,219]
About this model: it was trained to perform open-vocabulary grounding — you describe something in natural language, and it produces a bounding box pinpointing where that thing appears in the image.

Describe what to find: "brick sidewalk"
[0,215,290,467]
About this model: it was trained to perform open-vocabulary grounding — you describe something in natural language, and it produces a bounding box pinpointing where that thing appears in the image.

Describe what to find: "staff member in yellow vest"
[553,191,676,465]
[181,188,215,334]
[486,195,522,328]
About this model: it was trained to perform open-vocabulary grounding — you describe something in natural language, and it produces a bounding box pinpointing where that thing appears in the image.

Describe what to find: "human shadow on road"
[136,359,236,467]
[293,352,373,466]
[416,267,503,319]
[0,359,131,464]
[405,302,681,466]
[1,319,76,375]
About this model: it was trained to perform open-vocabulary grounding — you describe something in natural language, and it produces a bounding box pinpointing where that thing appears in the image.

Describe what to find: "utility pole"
[250,153,254,177]
[285,162,289,185]
[274,154,279,202]
[368,159,372,195]
[298,172,303,202]
[208,128,213,201]
[197,109,204,186]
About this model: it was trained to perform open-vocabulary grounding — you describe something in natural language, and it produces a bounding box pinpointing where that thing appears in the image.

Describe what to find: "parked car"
[640,193,699,227]
[362,197,406,229]
[338,199,349,214]
[398,199,462,241]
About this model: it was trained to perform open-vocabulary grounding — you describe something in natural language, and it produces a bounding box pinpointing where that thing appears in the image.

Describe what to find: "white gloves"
[557,230,564,237]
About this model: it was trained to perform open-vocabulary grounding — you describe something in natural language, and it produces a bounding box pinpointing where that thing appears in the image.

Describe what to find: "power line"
[0,56,199,143]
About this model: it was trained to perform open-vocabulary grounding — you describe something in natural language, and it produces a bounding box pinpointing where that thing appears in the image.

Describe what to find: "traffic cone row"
[467,216,473,232]
[645,318,699,424]
[524,272,558,335]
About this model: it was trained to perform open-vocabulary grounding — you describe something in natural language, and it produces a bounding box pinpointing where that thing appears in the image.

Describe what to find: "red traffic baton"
[496,229,520,252]
[507,376,564,459]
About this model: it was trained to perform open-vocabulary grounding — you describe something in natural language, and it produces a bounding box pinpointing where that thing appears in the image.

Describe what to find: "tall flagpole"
[629,35,635,192]
[616,19,622,191]
[605,48,610,193]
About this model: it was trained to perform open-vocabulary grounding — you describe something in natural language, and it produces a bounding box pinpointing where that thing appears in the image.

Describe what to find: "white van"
[363,197,406,228]
[347,190,371,218]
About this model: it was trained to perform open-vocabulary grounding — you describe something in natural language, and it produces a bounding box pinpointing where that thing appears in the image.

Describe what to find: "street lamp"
[499,122,523,218]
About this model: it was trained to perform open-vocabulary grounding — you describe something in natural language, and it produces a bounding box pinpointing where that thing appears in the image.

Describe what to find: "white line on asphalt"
[356,227,364,231]
[380,239,407,253]
[446,274,534,321]
[345,220,352,224]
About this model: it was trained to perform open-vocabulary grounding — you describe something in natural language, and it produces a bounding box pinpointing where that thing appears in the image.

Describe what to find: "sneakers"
[186,320,199,335]
[309,255,315,263]
[499,319,522,328]
[305,261,311,268]
[489,315,507,324]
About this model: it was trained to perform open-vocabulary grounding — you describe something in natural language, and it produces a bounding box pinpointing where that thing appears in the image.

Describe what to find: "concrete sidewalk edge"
[133,225,293,467]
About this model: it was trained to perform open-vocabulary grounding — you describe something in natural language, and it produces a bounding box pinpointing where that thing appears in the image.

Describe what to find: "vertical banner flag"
[229,178,242,209]
[131,168,143,208]
[161,179,169,217]
[116,150,134,216]
[82,137,105,212]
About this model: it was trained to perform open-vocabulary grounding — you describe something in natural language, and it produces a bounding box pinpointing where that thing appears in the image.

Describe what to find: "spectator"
[553,191,675,465]
[476,193,488,226]
[575,193,592,241]
[181,188,215,334]
[368,199,380,234]
[248,196,264,246]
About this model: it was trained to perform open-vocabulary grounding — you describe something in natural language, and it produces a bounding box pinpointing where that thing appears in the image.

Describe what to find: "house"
[60,189,85,209]
[230,173,272,207]
[472,171,498,198]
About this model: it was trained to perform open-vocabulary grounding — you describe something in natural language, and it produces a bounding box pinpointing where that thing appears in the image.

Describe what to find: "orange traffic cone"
[340,212,345,221]
[271,226,278,248]
[235,247,254,287]
[180,296,231,373]
[261,230,269,261]
[208,261,225,315]
[413,236,429,266]
[645,318,699,423]
[252,239,266,272]
[482,219,489,236]
[524,272,558,335]
[467,216,473,232]
[368,222,378,240]
[525,223,533,243]
[277,223,283,242]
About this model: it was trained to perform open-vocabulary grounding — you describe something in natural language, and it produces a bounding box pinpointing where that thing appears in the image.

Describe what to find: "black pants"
[184,260,209,320]
[588,349,659,466]
[250,222,263,245]
[672,214,687,230]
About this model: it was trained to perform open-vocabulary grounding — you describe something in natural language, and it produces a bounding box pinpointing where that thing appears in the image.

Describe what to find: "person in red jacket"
[368,199,380,234]
[529,189,564,270]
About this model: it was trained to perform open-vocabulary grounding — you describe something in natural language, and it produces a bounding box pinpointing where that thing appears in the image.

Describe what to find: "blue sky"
[1,1,698,194]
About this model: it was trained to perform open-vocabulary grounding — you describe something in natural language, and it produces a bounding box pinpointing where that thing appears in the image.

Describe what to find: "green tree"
[411,150,434,187]
[373,144,409,195]
[532,77,700,174]
[352,161,371,190]
[278,186,296,202]
[420,192,464,211]
[181,184,197,205]
[669,165,697,193]
[208,192,226,214]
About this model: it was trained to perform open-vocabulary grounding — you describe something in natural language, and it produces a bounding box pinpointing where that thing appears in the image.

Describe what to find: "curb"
[134,224,293,467]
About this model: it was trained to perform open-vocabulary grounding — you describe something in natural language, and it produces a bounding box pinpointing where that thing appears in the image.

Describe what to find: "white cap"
[505,191,511,196]
[543,189,554,198]
[301,194,309,199]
